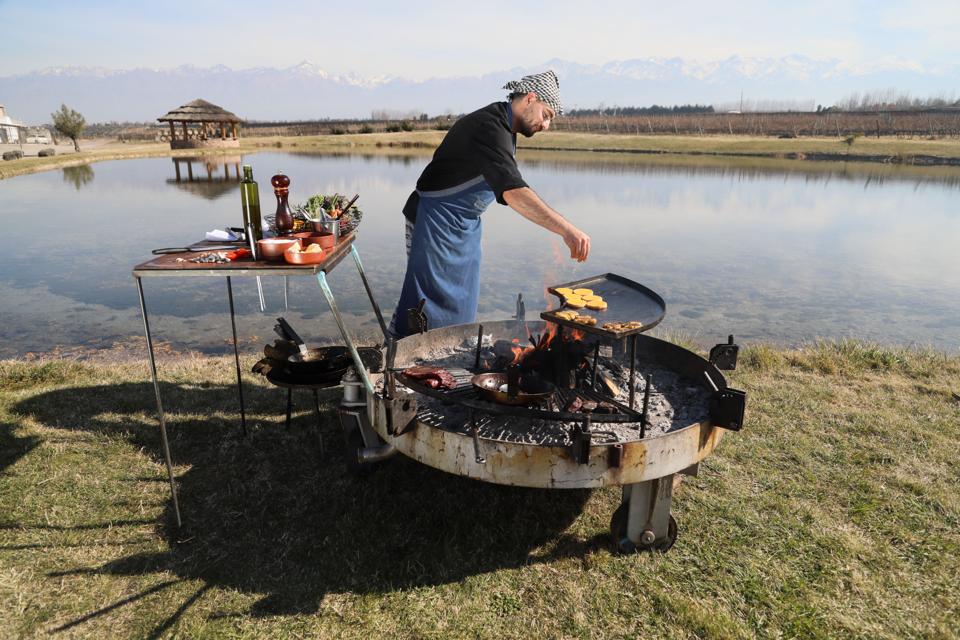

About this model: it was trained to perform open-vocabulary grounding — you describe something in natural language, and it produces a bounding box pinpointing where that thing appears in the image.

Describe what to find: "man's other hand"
[563,227,591,262]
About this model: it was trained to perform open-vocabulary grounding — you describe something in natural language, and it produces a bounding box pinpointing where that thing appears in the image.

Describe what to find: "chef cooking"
[391,70,592,337]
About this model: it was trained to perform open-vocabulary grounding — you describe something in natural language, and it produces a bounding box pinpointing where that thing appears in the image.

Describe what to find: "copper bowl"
[258,237,301,261]
[291,231,335,251]
[284,243,326,265]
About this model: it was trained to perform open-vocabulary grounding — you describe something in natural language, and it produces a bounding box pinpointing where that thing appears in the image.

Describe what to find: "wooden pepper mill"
[270,171,294,235]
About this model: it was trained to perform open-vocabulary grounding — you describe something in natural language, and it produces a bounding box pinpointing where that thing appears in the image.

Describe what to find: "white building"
[0,105,27,144]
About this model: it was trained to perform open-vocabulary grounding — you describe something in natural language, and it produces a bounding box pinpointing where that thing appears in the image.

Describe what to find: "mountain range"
[2,55,957,123]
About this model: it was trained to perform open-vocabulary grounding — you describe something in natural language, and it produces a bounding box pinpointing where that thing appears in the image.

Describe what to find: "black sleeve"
[402,191,420,222]
[474,121,527,205]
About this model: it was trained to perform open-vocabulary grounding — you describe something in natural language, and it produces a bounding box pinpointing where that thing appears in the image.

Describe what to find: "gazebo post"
[168,122,176,142]
[232,123,238,140]
[181,121,188,141]
[220,122,226,140]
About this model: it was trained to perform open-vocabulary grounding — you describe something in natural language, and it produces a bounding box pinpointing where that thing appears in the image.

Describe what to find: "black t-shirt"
[403,102,528,221]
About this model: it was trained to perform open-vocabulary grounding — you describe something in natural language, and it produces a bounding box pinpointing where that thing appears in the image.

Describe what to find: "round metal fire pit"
[369,320,733,489]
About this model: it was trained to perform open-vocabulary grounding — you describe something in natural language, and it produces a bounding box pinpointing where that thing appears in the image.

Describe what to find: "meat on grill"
[403,366,457,390]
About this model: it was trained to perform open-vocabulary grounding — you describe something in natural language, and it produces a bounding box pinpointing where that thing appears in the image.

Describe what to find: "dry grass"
[1,342,958,638]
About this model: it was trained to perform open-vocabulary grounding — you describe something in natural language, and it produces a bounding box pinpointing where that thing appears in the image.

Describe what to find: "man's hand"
[503,187,591,263]
[563,227,591,262]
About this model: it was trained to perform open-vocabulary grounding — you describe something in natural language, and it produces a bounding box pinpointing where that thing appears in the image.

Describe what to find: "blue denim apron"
[393,177,496,336]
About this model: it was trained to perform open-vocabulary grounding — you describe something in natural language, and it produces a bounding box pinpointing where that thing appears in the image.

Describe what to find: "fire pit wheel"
[610,504,678,554]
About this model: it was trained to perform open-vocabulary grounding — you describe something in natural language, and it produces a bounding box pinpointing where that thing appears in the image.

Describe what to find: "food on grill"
[573,314,597,326]
[586,300,608,310]
[402,365,457,389]
[554,310,578,321]
[555,287,574,296]
[573,288,593,296]
[564,297,586,309]
[602,320,645,331]
[583,294,602,302]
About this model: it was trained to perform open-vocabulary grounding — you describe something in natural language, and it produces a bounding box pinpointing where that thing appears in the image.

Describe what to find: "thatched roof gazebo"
[157,99,241,149]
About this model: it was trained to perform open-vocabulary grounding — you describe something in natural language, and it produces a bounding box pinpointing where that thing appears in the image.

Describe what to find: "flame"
[571,329,585,341]
[510,345,534,365]
[543,321,559,346]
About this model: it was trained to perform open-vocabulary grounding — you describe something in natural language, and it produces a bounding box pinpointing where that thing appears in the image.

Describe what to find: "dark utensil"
[152,244,242,255]
[472,372,556,406]
[340,194,360,215]
[276,317,309,358]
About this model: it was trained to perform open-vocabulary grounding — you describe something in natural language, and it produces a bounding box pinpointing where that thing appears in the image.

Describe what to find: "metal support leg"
[316,271,375,396]
[350,245,389,342]
[285,388,292,429]
[226,277,247,436]
[136,277,182,528]
[628,334,638,410]
[255,276,265,312]
[619,476,675,550]
[283,276,289,311]
[313,389,325,457]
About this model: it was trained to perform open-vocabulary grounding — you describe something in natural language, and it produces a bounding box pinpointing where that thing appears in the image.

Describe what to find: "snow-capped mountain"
[1,56,955,123]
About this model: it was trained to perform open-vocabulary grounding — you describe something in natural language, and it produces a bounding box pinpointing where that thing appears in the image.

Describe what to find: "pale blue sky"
[1,0,958,78]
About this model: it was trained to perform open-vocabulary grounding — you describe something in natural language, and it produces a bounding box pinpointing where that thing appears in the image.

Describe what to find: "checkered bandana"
[503,70,563,116]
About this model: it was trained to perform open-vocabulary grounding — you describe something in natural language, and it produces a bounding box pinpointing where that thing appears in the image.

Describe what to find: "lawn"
[1,342,958,638]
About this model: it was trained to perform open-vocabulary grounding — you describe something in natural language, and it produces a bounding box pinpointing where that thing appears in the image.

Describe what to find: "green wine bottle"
[240,165,263,242]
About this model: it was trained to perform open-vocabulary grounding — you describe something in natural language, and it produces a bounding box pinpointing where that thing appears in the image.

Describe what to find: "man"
[392,70,591,337]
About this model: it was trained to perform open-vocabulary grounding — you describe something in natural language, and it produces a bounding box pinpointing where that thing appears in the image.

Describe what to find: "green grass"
[1,343,959,638]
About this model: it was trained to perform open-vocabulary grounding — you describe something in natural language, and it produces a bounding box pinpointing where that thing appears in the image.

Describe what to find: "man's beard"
[517,117,538,138]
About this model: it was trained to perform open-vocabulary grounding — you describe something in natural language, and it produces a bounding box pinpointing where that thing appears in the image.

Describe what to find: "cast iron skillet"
[471,372,556,407]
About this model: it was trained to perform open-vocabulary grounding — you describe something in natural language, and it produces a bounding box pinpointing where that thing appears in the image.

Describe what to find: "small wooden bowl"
[284,244,326,265]
[258,237,301,261]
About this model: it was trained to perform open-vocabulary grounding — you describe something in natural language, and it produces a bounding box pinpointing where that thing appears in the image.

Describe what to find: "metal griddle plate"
[540,273,666,340]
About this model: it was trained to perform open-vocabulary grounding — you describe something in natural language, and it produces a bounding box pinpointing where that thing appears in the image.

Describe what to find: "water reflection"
[1,151,958,357]
[517,150,960,192]
[62,164,94,190]
[168,156,242,200]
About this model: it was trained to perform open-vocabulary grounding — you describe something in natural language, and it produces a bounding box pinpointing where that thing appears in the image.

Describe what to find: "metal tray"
[540,273,666,340]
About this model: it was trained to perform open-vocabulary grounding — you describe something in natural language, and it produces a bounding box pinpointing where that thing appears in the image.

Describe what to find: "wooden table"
[132,233,389,527]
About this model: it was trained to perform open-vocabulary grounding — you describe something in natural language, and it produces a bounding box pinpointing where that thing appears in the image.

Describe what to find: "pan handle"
[276,317,305,348]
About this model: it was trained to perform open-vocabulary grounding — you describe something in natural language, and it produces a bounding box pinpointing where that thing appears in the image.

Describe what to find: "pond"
[1,150,958,359]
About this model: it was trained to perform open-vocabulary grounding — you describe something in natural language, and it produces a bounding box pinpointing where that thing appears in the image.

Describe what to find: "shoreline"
[3,131,960,180]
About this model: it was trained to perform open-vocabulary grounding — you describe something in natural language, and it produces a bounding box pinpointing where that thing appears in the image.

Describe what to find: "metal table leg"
[226,277,248,436]
[136,277,183,529]
[350,245,389,342]
[315,271,375,396]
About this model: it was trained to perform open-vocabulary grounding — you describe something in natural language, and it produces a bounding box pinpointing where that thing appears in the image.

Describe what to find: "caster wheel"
[610,503,678,554]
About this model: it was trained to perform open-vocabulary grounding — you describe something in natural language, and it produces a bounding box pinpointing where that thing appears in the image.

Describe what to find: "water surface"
[0,151,958,358]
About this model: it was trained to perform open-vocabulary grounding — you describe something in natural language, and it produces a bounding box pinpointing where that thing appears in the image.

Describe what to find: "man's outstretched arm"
[503,187,591,262]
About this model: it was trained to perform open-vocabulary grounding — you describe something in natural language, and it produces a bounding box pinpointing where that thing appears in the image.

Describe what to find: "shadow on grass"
[0,419,41,475]
[14,382,598,624]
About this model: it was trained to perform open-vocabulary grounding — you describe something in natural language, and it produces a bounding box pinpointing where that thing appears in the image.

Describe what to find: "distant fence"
[551,110,960,138]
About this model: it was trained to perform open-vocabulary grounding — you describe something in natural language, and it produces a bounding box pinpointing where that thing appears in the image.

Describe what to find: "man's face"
[516,94,555,138]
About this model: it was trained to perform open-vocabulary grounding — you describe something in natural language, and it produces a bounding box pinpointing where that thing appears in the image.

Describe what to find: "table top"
[132,233,356,278]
